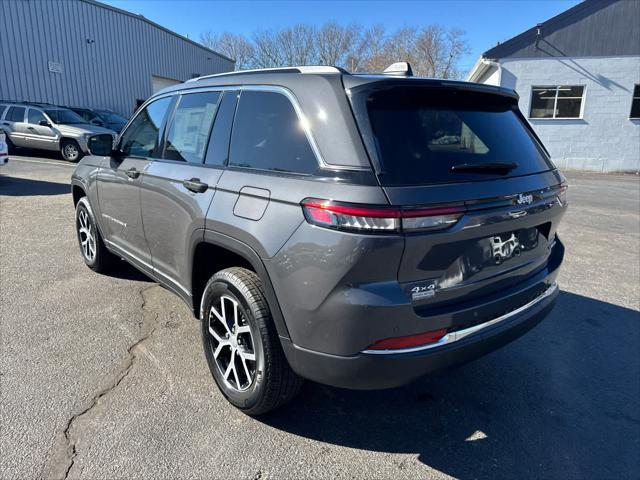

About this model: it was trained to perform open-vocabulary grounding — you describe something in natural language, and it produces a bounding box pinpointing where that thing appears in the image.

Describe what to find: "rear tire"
[75,197,116,272]
[61,139,83,162]
[200,267,302,415]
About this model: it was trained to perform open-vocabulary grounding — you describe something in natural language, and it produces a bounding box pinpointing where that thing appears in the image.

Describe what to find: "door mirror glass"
[38,120,51,128]
[87,134,114,156]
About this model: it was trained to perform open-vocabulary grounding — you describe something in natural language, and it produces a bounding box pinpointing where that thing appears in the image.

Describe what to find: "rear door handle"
[183,178,208,193]
[27,126,36,130]
[125,167,140,179]
[2,122,9,126]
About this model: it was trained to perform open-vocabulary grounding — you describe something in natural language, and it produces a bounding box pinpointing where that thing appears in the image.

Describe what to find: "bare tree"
[199,21,469,79]
[315,22,361,67]
[355,25,388,73]
[199,31,254,70]
[277,24,316,66]
[251,29,284,68]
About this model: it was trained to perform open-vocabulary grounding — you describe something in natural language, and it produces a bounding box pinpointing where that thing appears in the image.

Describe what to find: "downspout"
[482,58,502,86]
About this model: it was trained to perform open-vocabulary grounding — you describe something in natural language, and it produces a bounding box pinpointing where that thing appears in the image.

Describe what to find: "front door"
[139,90,231,293]
[26,108,57,150]
[96,96,174,267]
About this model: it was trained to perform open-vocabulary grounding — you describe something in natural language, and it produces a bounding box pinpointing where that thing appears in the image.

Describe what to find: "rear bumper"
[282,281,559,390]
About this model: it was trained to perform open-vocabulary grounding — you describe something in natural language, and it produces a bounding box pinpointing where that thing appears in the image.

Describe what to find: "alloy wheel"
[77,209,96,261]
[64,143,78,160]
[208,295,257,392]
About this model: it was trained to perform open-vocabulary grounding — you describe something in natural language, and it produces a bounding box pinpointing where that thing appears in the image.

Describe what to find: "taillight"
[301,199,464,233]
[557,183,568,206]
[367,328,448,351]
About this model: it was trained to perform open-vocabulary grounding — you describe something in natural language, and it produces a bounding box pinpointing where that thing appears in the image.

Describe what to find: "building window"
[530,86,585,119]
[631,84,640,119]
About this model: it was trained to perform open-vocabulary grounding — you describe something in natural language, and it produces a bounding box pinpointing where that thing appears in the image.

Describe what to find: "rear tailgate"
[346,78,567,308]
[385,173,566,308]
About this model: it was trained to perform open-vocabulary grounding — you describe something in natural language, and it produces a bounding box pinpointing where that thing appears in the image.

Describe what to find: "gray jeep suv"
[71,65,567,415]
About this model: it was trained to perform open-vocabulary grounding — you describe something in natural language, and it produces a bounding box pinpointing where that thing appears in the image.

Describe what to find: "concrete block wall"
[500,56,640,173]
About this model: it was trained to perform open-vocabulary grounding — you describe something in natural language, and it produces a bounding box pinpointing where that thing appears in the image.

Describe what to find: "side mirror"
[39,120,51,128]
[87,134,115,156]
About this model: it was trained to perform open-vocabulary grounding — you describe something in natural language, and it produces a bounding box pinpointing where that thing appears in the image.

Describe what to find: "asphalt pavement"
[1,155,638,479]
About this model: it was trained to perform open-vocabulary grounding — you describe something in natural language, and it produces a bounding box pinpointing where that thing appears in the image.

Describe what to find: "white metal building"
[0,0,234,116]
[467,0,640,173]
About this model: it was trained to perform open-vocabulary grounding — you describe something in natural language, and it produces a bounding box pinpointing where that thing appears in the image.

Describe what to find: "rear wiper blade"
[451,162,518,174]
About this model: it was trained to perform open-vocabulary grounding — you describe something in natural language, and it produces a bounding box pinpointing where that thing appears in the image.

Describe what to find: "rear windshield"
[357,86,553,186]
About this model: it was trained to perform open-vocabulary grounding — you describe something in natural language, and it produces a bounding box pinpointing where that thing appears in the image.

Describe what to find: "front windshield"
[45,109,85,125]
[96,110,127,123]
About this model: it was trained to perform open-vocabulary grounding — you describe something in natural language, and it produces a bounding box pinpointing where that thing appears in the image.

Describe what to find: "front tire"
[75,197,116,272]
[201,267,302,415]
[61,139,83,162]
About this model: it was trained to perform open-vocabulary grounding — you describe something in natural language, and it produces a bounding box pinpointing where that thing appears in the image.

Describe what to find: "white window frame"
[529,85,586,120]
[630,84,640,120]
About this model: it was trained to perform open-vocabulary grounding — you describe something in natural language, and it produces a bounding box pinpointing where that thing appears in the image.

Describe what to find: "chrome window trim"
[131,84,369,172]
[362,282,558,355]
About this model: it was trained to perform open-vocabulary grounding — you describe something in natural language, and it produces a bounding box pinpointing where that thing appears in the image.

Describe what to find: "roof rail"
[187,65,347,83]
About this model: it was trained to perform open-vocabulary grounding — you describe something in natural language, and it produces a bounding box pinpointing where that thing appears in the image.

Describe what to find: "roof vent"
[383,62,414,77]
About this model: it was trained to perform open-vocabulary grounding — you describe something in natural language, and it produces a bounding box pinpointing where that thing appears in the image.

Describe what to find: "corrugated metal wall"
[0,0,234,116]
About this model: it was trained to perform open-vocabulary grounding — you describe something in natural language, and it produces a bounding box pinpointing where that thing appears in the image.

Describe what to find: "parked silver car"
[0,102,116,161]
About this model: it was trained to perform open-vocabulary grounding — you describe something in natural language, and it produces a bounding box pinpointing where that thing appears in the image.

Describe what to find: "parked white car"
[0,131,8,166]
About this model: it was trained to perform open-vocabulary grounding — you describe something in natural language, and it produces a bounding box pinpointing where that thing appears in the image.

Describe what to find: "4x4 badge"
[516,193,534,205]
[411,283,436,301]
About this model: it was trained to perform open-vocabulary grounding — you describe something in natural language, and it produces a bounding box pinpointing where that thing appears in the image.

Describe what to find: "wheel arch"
[71,182,86,206]
[191,230,291,340]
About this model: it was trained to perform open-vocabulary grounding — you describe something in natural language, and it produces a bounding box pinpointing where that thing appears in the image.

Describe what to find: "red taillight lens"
[367,328,448,351]
[301,199,464,233]
[557,183,568,206]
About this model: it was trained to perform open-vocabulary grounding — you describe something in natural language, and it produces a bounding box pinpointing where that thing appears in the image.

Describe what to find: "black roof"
[484,0,640,59]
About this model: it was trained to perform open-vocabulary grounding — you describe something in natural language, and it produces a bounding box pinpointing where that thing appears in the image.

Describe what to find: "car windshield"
[352,85,554,186]
[45,109,85,125]
[96,110,127,123]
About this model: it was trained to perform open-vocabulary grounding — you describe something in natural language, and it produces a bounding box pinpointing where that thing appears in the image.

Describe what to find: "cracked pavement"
[1,157,639,479]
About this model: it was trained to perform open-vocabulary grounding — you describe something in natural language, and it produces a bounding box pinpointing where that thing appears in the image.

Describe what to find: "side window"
[120,97,172,158]
[163,91,220,163]
[205,90,239,167]
[6,107,26,122]
[78,110,93,122]
[27,109,47,125]
[229,90,317,175]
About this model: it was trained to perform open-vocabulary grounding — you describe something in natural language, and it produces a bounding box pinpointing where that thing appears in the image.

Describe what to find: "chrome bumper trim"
[362,282,558,355]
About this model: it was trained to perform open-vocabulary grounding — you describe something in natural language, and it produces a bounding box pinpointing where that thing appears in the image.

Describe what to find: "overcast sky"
[103,0,582,74]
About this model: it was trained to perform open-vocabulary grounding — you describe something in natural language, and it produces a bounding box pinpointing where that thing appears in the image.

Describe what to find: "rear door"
[349,83,567,306]
[140,89,234,294]
[96,96,173,266]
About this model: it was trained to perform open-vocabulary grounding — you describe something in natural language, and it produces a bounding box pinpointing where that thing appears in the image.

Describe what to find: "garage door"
[152,75,181,93]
